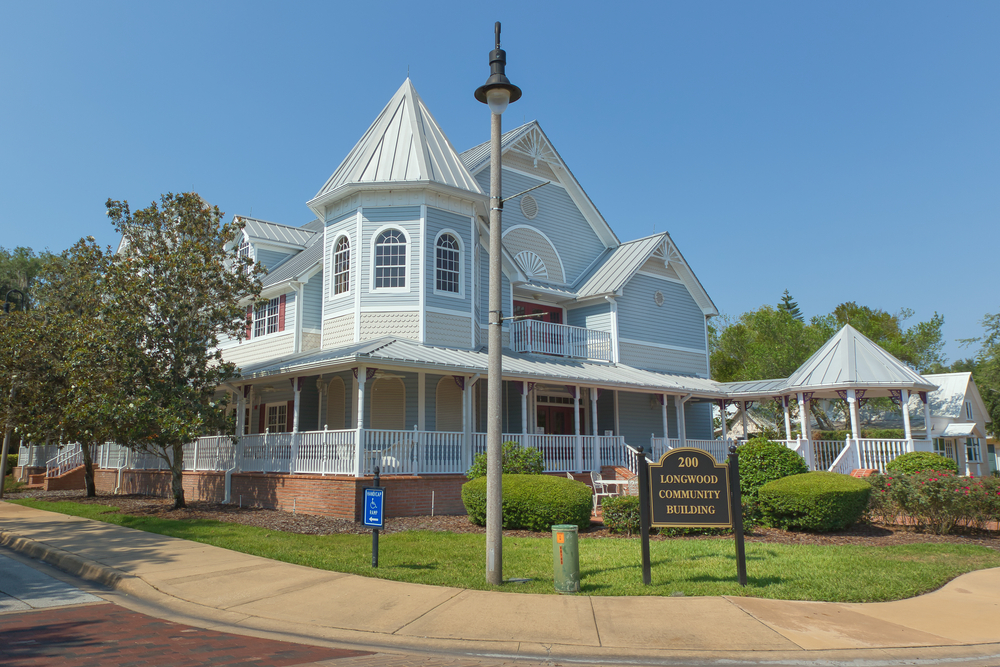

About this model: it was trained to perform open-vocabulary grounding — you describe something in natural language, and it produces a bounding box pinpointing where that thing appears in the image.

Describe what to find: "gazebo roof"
[784,324,937,396]
[719,324,938,400]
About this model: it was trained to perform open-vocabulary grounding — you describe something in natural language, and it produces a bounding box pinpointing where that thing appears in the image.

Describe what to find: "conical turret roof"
[784,324,936,394]
[312,79,482,201]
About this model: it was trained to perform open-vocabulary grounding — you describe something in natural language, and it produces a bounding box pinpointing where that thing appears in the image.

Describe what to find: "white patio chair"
[590,470,615,512]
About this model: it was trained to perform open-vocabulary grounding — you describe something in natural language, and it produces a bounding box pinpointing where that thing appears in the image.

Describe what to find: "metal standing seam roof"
[717,378,790,398]
[573,234,666,297]
[785,324,937,394]
[237,337,724,398]
[242,217,317,248]
[459,122,536,175]
[313,79,482,199]
[939,423,982,438]
[260,233,324,288]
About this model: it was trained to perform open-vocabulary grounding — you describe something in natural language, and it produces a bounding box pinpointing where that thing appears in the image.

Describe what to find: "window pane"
[334,237,350,294]
[435,234,460,292]
[375,229,406,288]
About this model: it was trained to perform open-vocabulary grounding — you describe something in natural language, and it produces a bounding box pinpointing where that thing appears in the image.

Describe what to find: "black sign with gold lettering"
[649,448,731,528]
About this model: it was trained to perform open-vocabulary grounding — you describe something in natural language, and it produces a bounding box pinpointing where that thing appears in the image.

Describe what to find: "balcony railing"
[509,319,613,362]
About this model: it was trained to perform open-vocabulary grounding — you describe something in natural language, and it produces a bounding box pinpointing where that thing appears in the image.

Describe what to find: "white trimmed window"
[966,401,974,420]
[267,404,288,433]
[333,236,350,295]
[967,438,982,462]
[253,297,280,338]
[374,229,407,289]
[237,236,252,275]
[435,233,461,293]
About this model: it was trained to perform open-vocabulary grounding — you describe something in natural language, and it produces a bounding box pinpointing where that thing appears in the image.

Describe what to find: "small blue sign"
[363,487,385,528]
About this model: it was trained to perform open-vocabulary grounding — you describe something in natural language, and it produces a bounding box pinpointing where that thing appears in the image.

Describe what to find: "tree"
[24,238,130,497]
[106,193,262,509]
[0,246,53,310]
[961,312,1000,437]
[831,302,944,372]
[777,289,804,322]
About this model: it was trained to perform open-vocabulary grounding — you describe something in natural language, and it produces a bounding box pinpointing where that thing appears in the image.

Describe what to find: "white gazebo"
[719,325,939,474]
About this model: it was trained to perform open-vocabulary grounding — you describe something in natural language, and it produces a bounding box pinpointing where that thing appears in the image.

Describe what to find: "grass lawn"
[9,498,1000,602]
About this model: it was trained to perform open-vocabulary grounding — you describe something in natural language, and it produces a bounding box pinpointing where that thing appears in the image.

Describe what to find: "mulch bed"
[12,489,1000,551]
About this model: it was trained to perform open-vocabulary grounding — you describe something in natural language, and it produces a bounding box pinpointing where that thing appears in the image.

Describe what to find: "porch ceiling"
[235,337,725,398]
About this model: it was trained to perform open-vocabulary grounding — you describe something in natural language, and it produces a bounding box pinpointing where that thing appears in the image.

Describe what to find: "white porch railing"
[509,319,614,362]
[46,444,83,478]
[649,437,732,463]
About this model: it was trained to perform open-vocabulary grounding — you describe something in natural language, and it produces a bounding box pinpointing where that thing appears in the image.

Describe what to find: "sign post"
[727,445,747,586]
[363,467,385,568]
[638,447,747,587]
[636,446,652,585]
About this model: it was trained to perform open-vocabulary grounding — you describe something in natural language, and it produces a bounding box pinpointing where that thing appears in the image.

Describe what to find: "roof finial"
[495,21,501,49]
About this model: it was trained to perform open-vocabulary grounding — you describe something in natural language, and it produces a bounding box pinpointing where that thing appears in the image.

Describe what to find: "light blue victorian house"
[215,79,723,489]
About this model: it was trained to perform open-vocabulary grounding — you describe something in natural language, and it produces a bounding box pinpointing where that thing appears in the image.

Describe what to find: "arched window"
[371,377,405,429]
[326,377,346,430]
[435,233,460,293]
[374,229,406,289]
[435,377,464,431]
[333,236,350,295]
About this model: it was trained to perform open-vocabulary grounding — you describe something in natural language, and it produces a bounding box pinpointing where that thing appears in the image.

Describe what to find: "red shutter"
[278,294,286,332]
[286,400,294,432]
[245,306,252,339]
[258,404,266,433]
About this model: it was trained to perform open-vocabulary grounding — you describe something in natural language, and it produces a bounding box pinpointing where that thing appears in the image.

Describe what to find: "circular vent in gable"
[520,194,538,220]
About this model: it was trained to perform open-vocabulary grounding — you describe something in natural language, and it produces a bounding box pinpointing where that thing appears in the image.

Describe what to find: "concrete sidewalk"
[2,502,1000,666]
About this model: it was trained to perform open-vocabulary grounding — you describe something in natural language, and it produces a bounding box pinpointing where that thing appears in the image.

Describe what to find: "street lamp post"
[475,21,521,586]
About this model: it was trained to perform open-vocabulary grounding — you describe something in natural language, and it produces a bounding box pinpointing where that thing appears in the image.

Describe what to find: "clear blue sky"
[1,1,996,363]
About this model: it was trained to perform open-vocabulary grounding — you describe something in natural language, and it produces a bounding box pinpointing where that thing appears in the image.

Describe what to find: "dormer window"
[435,233,460,294]
[374,228,407,289]
[253,297,281,338]
[333,236,350,295]
[237,236,252,275]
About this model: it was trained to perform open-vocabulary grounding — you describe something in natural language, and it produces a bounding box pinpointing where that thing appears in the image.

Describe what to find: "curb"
[0,529,159,601]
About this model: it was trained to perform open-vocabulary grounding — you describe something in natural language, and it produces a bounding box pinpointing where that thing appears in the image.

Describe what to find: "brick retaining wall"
[91,468,468,520]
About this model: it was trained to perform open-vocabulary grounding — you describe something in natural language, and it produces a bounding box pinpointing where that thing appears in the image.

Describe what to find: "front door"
[537,405,574,435]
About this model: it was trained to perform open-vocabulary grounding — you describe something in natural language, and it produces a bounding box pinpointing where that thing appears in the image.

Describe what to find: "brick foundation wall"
[90,468,469,521]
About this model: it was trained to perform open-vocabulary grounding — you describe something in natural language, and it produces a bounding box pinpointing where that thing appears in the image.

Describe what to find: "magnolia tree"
[24,238,132,497]
[106,193,262,508]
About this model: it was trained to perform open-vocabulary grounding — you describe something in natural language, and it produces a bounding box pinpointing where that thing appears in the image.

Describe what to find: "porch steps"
[40,465,87,491]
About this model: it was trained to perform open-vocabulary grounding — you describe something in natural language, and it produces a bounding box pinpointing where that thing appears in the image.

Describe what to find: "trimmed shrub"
[737,437,809,523]
[5,453,17,476]
[759,472,871,532]
[886,451,958,475]
[461,474,592,531]
[601,495,641,535]
[466,440,544,480]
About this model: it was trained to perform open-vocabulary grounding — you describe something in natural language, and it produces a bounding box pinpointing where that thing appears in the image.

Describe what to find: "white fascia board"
[307,181,486,221]
[515,285,577,304]
[297,262,323,284]
[251,239,308,253]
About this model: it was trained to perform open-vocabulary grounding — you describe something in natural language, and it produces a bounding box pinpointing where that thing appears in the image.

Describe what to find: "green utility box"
[552,524,580,593]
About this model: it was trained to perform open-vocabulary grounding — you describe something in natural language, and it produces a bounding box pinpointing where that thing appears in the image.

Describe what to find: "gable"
[503,225,564,283]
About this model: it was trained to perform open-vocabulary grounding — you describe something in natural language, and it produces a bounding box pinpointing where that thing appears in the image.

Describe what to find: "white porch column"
[417,372,426,431]
[719,400,727,444]
[782,396,792,441]
[605,296,620,364]
[354,365,367,476]
[740,401,749,440]
[797,391,809,441]
[901,389,913,446]
[574,385,583,473]
[675,395,688,449]
[521,381,528,435]
[661,394,669,440]
[591,388,600,468]
[235,391,246,438]
[291,377,301,473]
[316,378,326,430]
[847,389,860,438]
[922,393,932,443]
